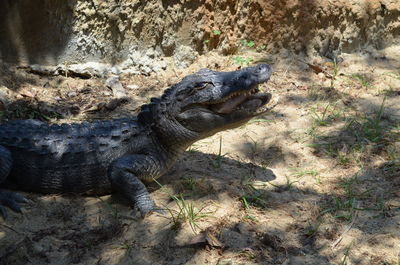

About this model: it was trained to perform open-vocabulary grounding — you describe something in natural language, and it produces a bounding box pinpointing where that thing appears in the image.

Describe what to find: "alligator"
[0,64,273,218]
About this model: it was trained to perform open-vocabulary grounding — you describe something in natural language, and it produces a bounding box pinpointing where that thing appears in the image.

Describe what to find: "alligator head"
[139,64,273,150]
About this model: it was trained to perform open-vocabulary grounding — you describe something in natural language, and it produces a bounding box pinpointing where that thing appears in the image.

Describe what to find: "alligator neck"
[152,118,199,154]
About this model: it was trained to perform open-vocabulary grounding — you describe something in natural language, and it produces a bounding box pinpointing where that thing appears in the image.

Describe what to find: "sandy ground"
[0,49,400,265]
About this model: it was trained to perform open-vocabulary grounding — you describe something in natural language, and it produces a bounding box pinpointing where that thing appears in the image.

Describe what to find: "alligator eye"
[195,83,208,90]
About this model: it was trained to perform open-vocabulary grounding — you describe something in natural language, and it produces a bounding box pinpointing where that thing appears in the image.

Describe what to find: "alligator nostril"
[258,64,271,71]
[257,64,271,72]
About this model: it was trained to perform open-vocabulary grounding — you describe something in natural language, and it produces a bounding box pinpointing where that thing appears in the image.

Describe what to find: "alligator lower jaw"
[238,95,272,115]
[210,87,271,114]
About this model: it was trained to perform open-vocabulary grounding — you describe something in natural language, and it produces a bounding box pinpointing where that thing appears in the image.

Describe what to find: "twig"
[294,57,333,78]
[331,218,355,248]
[331,202,360,248]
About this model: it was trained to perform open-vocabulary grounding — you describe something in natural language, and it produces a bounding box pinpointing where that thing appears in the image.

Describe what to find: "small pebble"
[127,84,139,90]
[67,91,77,97]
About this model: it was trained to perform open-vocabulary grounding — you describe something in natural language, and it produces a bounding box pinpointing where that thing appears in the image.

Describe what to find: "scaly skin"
[0,64,273,217]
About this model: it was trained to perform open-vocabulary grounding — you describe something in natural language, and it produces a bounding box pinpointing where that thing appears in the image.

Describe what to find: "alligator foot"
[131,189,166,217]
[132,201,166,218]
[0,190,29,219]
[109,154,167,218]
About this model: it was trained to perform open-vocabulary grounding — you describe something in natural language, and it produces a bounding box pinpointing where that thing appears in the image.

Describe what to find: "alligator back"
[0,118,149,193]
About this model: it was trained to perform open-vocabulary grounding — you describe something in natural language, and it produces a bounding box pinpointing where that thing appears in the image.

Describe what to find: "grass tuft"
[154,179,212,232]
[351,73,373,88]
[168,194,212,232]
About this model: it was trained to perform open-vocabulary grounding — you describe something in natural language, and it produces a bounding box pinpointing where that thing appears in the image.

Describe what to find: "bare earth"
[0,49,400,265]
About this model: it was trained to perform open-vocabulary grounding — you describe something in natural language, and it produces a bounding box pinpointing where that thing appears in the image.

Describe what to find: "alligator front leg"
[109,154,164,217]
[0,146,28,218]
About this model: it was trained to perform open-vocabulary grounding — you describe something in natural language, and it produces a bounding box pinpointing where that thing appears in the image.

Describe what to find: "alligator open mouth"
[210,87,271,115]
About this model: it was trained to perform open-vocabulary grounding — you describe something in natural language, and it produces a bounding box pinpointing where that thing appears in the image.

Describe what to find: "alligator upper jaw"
[210,87,271,114]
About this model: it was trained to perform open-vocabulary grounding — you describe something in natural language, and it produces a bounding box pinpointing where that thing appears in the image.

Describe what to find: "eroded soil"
[1,49,400,265]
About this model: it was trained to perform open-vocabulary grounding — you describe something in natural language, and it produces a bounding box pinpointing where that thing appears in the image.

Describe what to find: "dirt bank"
[0,0,399,65]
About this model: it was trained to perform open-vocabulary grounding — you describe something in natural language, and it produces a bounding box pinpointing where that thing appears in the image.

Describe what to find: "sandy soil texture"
[0,48,400,264]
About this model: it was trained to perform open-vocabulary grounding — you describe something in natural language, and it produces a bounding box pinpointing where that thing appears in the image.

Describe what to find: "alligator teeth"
[211,87,261,105]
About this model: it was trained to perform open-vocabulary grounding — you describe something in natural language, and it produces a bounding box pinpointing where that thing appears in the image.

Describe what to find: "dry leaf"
[187,230,224,248]
[20,90,36,98]
[205,231,223,248]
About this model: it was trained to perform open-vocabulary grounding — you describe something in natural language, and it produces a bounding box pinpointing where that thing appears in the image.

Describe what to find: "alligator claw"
[0,190,28,219]
[132,203,166,218]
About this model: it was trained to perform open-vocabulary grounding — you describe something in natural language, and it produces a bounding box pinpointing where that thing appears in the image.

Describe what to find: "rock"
[56,62,110,78]
[217,259,233,265]
[161,32,176,56]
[153,59,168,72]
[127,84,139,90]
[117,50,167,75]
[105,98,128,110]
[141,65,152,75]
[111,66,121,75]
[20,62,115,78]
[20,64,56,75]
[105,76,128,99]
[67,91,77,97]
[173,45,198,69]
[145,48,159,59]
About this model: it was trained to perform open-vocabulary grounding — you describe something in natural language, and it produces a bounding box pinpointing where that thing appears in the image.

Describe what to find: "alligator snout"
[254,63,272,80]
[252,64,272,83]
[256,63,272,73]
